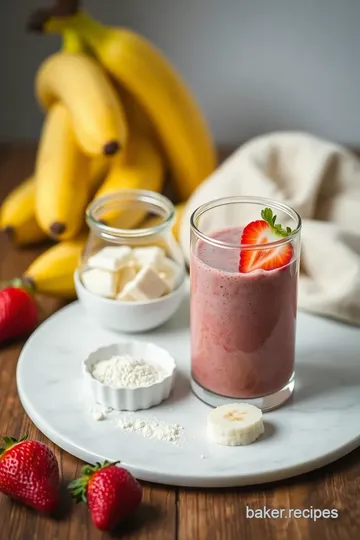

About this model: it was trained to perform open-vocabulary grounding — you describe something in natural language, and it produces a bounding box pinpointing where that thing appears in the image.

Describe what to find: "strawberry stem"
[68,460,120,504]
[0,434,28,456]
[0,278,35,296]
[261,208,293,238]
[0,278,44,321]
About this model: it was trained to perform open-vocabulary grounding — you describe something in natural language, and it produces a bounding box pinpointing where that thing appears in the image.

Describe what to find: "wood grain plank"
[0,143,177,540]
[178,448,360,540]
[2,142,360,539]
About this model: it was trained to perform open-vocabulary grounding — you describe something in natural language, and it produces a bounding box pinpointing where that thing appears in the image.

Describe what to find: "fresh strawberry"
[69,461,143,531]
[239,207,294,273]
[0,280,38,343]
[0,435,60,512]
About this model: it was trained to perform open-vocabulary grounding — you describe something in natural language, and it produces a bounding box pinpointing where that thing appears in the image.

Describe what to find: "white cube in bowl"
[74,270,186,333]
[83,341,176,411]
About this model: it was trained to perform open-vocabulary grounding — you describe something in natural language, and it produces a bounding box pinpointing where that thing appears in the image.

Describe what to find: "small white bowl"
[74,270,186,333]
[83,341,176,411]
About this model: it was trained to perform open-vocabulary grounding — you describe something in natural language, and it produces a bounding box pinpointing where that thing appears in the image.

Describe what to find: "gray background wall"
[1,0,360,146]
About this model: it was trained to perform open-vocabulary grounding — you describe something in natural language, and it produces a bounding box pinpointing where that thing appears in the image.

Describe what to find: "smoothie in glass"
[190,197,301,411]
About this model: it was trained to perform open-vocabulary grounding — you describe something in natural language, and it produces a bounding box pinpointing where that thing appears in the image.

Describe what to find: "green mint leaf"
[261,207,293,238]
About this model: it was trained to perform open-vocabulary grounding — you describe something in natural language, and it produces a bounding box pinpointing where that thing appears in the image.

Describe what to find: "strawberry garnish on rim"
[239,208,293,273]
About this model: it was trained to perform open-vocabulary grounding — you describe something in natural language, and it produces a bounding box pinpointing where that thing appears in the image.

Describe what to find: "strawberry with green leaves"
[239,208,294,273]
[69,461,143,531]
[0,279,38,343]
[0,435,60,512]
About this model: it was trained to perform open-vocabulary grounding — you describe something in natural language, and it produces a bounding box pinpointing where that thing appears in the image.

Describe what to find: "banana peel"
[23,233,88,298]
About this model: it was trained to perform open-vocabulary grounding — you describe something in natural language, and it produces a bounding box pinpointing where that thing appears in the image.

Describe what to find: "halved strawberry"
[239,208,294,273]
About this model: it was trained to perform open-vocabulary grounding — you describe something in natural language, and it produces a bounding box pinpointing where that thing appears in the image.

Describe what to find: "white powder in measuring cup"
[90,354,169,389]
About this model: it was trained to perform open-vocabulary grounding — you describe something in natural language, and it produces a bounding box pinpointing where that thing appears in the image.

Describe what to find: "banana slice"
[207,403,264,446]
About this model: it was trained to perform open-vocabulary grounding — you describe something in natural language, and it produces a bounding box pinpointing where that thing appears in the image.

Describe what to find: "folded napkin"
[179,132,360,326]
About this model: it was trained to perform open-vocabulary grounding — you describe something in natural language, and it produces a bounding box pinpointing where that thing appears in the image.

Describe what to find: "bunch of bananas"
[0,7,216,298]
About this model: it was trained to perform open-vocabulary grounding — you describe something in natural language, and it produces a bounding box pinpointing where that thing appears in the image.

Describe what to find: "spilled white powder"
[88,407,187,445]
[90,406,113,421]
[117,415,184,445]
[92,410,105,421]
[91,354,168,389]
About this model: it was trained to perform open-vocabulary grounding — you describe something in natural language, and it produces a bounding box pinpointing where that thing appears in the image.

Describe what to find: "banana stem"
[62,29,83,53]
[72,10,109,43]
[37,9,109,49]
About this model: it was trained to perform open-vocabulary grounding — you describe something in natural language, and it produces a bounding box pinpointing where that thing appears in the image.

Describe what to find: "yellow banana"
[23,233,87,298]
[35,49,128,156]
[35,102,90,240]
[0,31,88,248]
[92,129,165,229]
[139,202,185,242]
[172,203,185,241]
[0,177,47,246]
[94,135,165,198]
[88,155,110,196]
[42,10,217,199]
[0,155,108,246]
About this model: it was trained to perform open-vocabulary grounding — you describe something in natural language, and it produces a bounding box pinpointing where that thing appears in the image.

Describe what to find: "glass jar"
[190,196,302,411]
[79,189,186,296]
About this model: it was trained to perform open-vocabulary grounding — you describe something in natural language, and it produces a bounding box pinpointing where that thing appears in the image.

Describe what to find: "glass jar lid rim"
[86,189,175,238]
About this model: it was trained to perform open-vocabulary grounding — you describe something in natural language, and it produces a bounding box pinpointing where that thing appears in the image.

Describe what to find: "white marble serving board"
[16,280,360,488]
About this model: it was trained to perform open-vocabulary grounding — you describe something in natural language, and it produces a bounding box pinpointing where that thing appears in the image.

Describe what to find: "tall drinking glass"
[190,196,302,411]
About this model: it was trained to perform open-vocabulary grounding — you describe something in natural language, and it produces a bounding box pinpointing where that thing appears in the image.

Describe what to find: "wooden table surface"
[0,143,360,540]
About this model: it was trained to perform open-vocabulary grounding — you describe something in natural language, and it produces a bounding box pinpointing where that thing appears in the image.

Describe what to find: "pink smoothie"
[190,227,298,398]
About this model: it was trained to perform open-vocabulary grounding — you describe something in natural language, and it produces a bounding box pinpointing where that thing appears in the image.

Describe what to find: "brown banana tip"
[103,141,120,156]
[98,219,107,225]
[27,9,51,33]
[49,222,66,236]
[3,226,14,239]
[27,1,80,33]
[22,276,36,290]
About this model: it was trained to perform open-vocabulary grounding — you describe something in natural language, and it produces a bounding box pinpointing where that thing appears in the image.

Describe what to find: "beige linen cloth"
[179,132,360,326]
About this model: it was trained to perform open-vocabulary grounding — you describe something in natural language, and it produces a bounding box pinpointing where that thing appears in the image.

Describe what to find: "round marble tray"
[16,280,360,488]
